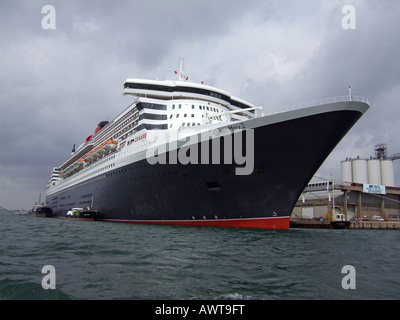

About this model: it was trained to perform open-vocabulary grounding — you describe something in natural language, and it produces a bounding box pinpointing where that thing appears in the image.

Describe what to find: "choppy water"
[1,212,400,300]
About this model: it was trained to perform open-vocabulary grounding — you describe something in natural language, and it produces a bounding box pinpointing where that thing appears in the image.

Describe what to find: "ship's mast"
[176,57,188,81]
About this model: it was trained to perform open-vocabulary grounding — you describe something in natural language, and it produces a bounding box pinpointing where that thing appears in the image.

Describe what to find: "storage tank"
[352,159,368,184]
[381,159,395,186]
[341,160,353,183]
[367,159,382,185]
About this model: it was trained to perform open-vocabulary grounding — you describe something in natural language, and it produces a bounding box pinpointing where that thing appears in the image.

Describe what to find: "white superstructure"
[46,60,259,194]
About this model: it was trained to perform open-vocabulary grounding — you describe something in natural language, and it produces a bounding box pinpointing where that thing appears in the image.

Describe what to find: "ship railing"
[262,95,370,116]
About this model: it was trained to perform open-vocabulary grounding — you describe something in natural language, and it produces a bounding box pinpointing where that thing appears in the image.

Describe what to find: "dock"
[290,219,400,230]
[348,221,400,230]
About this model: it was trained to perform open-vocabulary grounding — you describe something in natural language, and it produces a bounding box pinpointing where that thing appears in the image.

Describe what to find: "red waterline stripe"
[101,217,290,230]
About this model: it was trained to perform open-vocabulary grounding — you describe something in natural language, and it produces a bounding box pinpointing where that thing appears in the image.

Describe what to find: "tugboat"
[30,204,54,218]
[330,213,350,229]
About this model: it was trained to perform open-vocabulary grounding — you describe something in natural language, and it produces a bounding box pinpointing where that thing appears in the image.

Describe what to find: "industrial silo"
[381,159,395,186]
[367,159,382,185]
[352,158,368,184]
[341,159,353,183]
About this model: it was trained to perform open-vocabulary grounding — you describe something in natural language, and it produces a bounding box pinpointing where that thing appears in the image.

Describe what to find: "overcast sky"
[1,0,399,210]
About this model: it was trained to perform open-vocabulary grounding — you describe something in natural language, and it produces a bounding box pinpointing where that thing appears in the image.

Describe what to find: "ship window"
[182,123,185,127]
[192,123,195,126]
[170,115,173,119]
[187,123,190,126]
[172,105,175,109]
[191,114,194,117]
[192,105,195,109]
[178,104,182,109]
[176,114,179,118]
[184,114,187,117]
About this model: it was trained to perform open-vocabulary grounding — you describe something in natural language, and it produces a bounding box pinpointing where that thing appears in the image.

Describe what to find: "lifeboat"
[86,152,94,162]
[67,163,78,173]
[103,140,117,151]
[97,144,105,157]
[92,147,100,159]
[77,158,87,168]
[72,162,79,169]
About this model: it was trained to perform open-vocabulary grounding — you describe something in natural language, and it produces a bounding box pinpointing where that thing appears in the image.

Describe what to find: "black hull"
[46,103,367,229]
[31,206,54,218]
[331,221,350,229]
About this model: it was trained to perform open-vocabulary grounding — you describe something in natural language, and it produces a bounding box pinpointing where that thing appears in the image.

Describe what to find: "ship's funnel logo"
[146,127,254,175]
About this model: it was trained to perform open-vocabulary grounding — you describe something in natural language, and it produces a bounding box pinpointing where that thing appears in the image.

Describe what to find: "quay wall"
[290,219,400,230]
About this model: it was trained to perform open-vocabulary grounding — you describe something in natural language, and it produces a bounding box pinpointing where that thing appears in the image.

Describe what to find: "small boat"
[65,207,101,221]
[31,204,54,217]
[330,213,350,229]
[103,140,117,151]
[86,152,94,161]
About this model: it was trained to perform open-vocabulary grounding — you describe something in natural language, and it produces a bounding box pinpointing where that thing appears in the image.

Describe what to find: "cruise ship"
[45,60,369,229]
